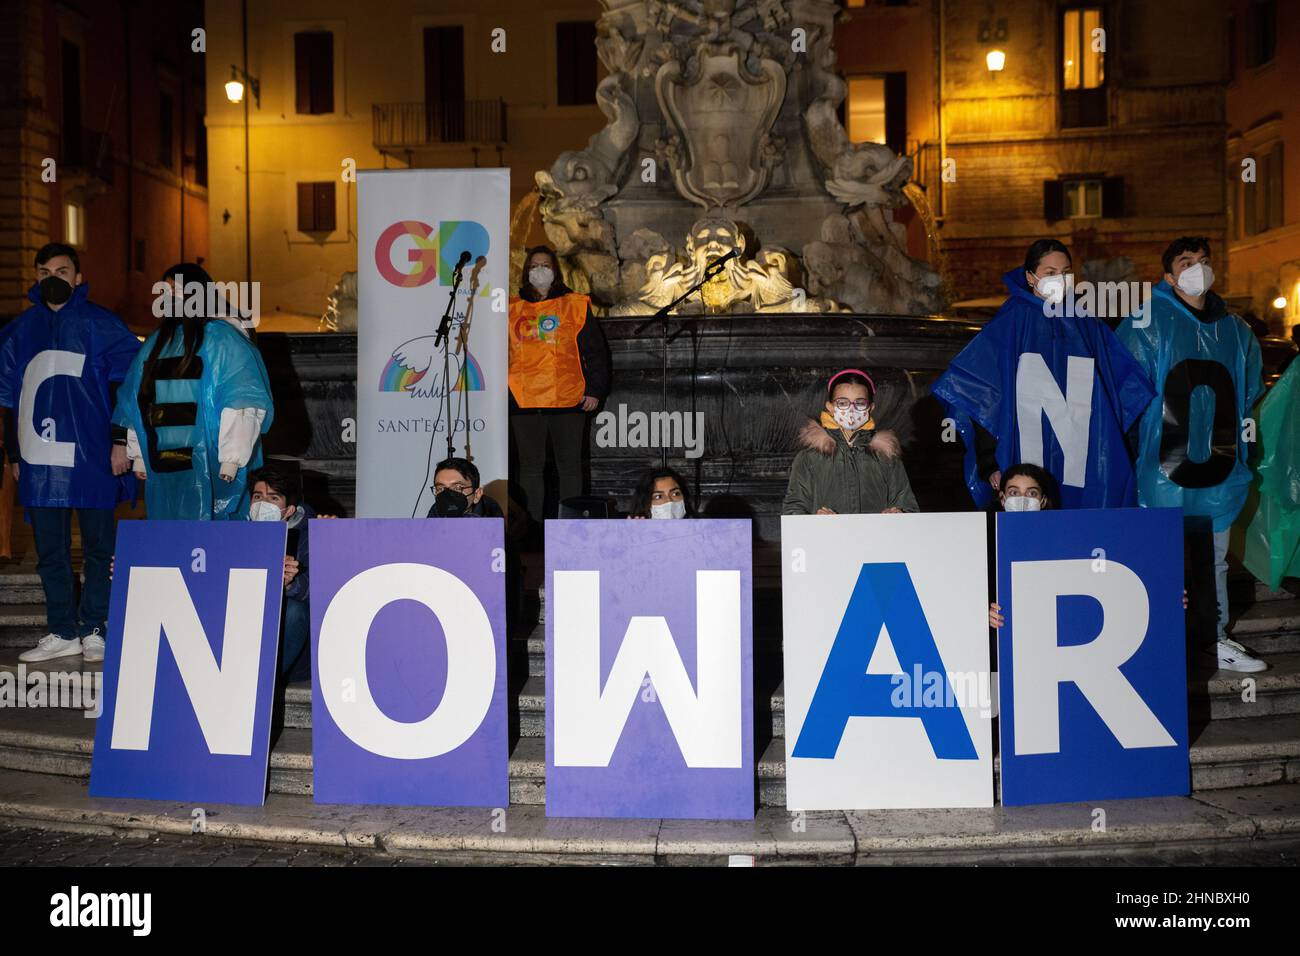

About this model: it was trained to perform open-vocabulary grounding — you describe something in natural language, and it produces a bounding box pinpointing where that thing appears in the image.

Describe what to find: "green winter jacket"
[782,419,919,515]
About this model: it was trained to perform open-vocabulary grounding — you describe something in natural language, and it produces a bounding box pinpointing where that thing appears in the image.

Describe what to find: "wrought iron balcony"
[372,100,508,152]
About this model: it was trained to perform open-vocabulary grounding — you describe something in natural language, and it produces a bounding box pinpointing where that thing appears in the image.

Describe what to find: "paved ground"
[0,823,441,867]
[3,821,1300,867]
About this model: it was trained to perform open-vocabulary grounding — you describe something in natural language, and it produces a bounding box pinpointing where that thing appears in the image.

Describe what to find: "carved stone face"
[687,218,743,268]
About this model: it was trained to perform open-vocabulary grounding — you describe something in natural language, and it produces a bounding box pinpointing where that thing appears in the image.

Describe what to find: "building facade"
[203,0,606,329]
[1226,0,1298,337]
[0,0,208,328]
[836,0,1230,302]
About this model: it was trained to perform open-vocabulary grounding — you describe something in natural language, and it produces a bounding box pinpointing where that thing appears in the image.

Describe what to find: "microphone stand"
[633,254,733,468]
[434,263,466,461]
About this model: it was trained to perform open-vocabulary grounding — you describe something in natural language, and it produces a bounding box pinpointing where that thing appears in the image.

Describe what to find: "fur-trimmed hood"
[796,418,901,458]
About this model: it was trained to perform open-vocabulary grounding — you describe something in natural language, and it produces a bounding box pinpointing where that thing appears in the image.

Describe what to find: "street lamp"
[225,65,260,108]
[229,5,259,287]
[1274,295,1289,310]
[986,49,1006,72]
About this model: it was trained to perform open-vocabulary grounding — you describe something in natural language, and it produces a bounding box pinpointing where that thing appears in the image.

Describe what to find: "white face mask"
[1176,262,1214,297]
[1032,273,1066,304]
[1002,495,1043,513]
[528,266,554,292]
[832,405,871,431]
[249,500,284,522]
[650,500,687,520]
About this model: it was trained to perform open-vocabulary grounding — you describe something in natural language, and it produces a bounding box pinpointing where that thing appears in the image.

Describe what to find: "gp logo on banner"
[545,519,754,819]
[89,521,286,805]
[997,507,1188,805]
[782,513,994,810]
[374,219,490,288]
[309,518,508,807]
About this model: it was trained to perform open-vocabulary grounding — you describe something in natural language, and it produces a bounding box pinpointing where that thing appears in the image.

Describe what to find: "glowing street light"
[986,49,1006,72]
[225,66,260,108]
[1274,295,1289,310]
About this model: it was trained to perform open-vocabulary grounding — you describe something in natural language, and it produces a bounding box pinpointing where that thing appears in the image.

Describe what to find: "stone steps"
[2,704,1296,807]
[1,760,1298,864]
[0,605,55,648]
[1231,599,1300,655]
[767,651,1300,736]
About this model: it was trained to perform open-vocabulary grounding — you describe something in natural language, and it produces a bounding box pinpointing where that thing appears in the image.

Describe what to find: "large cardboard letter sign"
[546,519,753,819]
[90,521,286,804]
[997,507,1188,805]
[782,513,994,809]
[309,519,508,806]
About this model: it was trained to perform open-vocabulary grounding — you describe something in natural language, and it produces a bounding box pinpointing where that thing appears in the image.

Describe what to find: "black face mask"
[39,276,73,307]
[433,487,471,517]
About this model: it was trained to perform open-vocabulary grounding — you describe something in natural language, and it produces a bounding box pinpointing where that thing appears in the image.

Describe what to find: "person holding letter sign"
[113,265,274,521]
[931,239,1155,511]
[1117,237,1266,673]
[782,369,916,516]
[0,243,141,664]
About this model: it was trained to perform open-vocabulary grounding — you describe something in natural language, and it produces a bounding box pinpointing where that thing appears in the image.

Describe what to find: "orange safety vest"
[508,293,589,408]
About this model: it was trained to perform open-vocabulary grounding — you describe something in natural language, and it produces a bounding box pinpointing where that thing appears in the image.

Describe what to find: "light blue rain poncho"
[1116,281,1263,532]
[113,318,273,520]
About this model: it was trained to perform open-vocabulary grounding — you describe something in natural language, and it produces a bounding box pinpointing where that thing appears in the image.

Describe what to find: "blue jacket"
[0,283,141,509]
[932,269,1155,510]
[113,319,273,520]
[1117,282,1263,531]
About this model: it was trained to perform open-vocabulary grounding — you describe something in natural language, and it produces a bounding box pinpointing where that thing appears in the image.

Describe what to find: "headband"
[827,368,876,399]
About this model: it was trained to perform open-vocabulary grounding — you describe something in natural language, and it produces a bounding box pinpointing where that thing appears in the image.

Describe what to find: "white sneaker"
[1209,638,1268,673]
[18,634,83,663]
[81,631,106,663]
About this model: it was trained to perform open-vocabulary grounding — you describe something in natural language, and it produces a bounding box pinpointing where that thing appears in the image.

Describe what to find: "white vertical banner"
[781,513,994,810]
[356,168,509,518]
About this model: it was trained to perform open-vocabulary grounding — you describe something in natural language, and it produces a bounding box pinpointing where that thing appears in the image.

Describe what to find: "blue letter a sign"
[793,562,977,761]
[782,513,994,810]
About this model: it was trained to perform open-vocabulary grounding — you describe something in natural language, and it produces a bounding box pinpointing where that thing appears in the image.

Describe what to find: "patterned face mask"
[832,405,871,431]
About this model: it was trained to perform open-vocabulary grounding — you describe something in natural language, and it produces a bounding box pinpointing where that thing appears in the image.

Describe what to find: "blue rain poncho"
[1116,281,1263,532]
[932,269,1155,510]
[0,282,141,509]
[113,318,273,520]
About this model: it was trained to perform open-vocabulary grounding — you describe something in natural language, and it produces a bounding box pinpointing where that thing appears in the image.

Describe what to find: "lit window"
[64,202,85,247]
[846,76,886,145]
[1064,180,1102,218]
[1062,8,1105,90]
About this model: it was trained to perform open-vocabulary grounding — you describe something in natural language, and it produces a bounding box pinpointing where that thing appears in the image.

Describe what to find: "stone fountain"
[535,0,944,316]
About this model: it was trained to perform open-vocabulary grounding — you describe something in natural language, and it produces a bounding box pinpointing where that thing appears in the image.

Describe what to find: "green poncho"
[1236,359,1300,589]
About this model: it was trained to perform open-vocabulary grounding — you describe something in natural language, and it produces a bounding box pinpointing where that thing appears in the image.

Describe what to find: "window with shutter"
[159,93,174,168]
[1060,7,1107,129]
[556,21,597,106]
[1101,176,1125,218]
[1043,180,1065,222]
[294,31,334,115]
[297,182,336,233]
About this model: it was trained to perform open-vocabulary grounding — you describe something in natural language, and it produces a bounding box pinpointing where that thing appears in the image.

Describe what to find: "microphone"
[455,250,472,271]
[705,248,739,276]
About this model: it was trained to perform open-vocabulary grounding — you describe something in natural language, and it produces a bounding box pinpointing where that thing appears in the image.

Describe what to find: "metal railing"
[372,100,507,149]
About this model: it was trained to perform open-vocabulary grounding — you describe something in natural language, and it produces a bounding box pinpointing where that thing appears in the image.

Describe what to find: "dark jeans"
[29,506,116,640]
[510,411,586,523]
[281,596,311,682]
